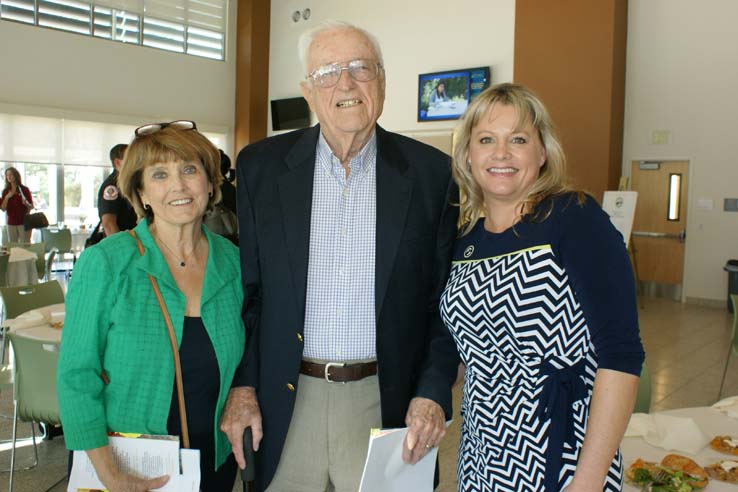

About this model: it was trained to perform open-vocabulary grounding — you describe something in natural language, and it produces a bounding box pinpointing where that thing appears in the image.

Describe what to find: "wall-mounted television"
[417,67,491,122]
[271,97,310,131]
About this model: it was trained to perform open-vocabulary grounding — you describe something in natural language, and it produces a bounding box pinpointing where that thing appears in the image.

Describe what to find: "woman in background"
[430,81,449,105]
[1,167,33,242]
[58,121,244,492]
[440,83,644,491]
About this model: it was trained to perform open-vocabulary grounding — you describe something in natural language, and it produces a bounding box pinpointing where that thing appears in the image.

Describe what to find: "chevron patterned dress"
[441,196,642,492]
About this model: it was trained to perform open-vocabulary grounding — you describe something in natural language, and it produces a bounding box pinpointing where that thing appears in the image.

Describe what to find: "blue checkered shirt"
[302,132,377,361]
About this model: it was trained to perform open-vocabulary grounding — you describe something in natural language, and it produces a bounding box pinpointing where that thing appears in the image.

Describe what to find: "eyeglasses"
[135,120,197,137]
[306,59,383,88]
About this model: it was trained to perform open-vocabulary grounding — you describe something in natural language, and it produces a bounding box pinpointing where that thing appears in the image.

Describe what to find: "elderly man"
[221,21,460,492]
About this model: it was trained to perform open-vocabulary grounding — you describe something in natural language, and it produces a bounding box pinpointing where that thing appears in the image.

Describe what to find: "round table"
[622,406,738,491]
[5,303,64,343]
[7,247,39,286]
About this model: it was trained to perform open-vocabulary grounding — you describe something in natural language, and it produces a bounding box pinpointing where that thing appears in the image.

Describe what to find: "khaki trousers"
[6,224,29,243]
[265,372,381,492]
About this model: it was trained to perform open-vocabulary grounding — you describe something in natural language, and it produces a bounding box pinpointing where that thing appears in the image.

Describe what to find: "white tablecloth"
[4,302,64,343]
[622,406,738,491]
[7,247,39,286]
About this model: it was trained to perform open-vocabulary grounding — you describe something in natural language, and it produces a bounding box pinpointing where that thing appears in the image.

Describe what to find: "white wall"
[267,0,515,136]
[0,5,237,149]
[623,0,738,302]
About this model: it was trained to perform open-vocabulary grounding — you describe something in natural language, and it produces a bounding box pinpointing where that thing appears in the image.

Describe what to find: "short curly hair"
[118,126,222,222]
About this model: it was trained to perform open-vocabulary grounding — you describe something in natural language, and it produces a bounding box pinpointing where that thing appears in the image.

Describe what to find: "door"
[630,160,689,299]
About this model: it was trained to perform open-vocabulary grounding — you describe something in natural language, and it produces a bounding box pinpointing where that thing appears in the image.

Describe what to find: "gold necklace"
[153,231,200,268]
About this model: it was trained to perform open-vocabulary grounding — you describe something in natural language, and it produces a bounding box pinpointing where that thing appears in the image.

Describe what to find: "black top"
[97,170,137,232]
[450,193,644,375]
[167,316,221,441]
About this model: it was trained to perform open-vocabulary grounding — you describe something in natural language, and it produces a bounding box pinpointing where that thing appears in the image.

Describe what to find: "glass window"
[114,10,140,44]
[1,0,35,23]
[1,116,228,232]
[1,0,226,60]
[64,165,107,228]
[38,0,92,35]
[0,162,59,226]
[25,162,59,225]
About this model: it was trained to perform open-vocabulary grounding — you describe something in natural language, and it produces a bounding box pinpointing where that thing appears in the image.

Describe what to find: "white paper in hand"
[67,435,200,492]
[358,427,438,492]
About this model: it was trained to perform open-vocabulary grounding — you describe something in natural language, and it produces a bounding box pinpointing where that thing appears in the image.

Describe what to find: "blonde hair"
[118,126,222,222]
[452,83,578,235]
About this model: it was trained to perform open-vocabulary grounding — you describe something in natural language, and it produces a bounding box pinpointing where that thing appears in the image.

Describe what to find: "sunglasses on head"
[135,120,197,137]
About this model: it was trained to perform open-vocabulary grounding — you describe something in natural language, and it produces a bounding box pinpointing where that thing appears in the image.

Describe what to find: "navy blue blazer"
[234,124,460,491]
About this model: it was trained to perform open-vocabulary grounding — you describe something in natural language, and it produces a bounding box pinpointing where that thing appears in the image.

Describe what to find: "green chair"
[718,294,738,401]
[41,228,75,273]
[44,248,57,282]
[1,362,37,475]
[0,280,65,320]
[0,253,9,288]
[634,362,651,413]
[7,333,62,492]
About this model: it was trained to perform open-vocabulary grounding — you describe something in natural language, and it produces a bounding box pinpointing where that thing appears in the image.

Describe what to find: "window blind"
[0,0,226,59]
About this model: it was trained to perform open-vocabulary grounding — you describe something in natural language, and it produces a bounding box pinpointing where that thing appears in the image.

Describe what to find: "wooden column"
[235,0,271,152]
[514,0,628,201]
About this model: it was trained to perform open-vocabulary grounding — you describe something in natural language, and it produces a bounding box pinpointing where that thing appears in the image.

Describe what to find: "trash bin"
[726,259,738,313]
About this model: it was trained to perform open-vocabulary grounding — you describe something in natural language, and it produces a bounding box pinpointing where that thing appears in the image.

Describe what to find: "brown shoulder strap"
[128,230,190,449]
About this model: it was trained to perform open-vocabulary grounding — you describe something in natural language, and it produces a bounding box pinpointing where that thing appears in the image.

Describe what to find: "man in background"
[98,143,137,237]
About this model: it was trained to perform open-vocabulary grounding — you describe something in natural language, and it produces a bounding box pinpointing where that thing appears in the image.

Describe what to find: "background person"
[429,81,448,105]
[220,20,460,492]
[440,83,644,491]
[98,143,137,237]
[1,167,33,242]
[58,121,245,492]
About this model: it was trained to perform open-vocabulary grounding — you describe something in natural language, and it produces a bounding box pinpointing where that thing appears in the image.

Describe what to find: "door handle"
[632,231,683,240]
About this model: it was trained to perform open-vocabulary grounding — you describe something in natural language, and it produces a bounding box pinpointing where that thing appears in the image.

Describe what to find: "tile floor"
[0,295,734,492]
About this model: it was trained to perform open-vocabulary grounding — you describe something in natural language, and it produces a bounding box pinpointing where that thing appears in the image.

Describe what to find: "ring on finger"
[425,443,433,449]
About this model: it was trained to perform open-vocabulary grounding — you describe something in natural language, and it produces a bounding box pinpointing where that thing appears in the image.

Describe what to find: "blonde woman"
[440,83,644,491]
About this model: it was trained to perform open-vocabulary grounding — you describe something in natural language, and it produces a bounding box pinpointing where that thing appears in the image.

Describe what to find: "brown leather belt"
[300,360,378,383]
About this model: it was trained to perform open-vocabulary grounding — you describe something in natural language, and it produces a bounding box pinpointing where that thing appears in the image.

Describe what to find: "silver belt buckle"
[324,362,346,383]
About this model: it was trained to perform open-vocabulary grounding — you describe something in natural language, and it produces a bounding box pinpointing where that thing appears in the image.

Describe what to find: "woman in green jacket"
[58,121,245,492]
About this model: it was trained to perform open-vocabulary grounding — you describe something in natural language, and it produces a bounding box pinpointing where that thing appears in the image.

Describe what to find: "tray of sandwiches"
[627,448,738,490]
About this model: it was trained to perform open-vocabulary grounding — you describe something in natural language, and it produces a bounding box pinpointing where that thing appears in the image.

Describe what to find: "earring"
[208,191,213,199]
[143,203,152,212]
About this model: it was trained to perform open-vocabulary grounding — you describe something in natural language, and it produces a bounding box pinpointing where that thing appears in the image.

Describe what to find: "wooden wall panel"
[235,0,271,152]
[514,0,627,201]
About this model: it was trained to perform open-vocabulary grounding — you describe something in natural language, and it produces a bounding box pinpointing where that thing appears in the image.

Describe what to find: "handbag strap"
[128,229,190,449]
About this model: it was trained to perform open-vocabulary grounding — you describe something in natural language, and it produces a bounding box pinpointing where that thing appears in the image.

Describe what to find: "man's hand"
[402,397,446,465]
[220,386,263,470]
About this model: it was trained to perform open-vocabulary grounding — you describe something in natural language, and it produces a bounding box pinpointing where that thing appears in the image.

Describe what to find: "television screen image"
[417,67,490,122]
[271,97,311,131]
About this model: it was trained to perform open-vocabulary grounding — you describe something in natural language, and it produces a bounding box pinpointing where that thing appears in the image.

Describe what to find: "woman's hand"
[99,472,169,492]
[86,446,170,492]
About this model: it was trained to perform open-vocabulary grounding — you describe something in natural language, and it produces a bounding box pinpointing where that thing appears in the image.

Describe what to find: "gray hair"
[297,20,384,75]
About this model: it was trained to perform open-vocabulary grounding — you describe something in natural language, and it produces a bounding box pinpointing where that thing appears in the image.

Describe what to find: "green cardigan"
[58,219,245,469]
